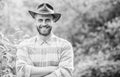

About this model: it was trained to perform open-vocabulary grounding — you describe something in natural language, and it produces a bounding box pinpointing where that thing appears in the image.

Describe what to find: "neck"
[37,32,52,41]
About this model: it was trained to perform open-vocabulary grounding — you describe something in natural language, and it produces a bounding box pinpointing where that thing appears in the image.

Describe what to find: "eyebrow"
[37,18,51,22]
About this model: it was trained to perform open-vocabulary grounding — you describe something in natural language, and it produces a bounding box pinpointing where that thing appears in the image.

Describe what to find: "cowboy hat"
[28,3,61,22]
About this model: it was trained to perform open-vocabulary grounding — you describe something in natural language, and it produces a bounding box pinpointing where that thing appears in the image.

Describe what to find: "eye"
[45,19,51,23]
[38,19,43,22]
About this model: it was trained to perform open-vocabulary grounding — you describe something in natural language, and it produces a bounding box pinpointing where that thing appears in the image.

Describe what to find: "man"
[16,3,74,77]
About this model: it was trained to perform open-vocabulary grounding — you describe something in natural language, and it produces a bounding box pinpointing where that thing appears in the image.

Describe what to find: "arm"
[16,45,57,77]
[30,66,58,76]
[44,42,74,77]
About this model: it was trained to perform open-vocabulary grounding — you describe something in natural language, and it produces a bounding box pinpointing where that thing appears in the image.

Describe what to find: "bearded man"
[16,3,74,77]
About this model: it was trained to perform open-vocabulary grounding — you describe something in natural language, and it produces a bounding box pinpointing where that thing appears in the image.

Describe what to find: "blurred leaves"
[0,32,16,77]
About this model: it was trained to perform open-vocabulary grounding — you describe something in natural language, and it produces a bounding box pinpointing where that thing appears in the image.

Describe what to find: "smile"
[39,25,50,29]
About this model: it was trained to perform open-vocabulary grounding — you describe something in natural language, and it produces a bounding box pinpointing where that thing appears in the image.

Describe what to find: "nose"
[41,20,47,26]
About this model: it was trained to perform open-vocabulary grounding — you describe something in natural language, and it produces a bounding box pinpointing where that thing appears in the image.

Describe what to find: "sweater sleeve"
[16,43,33,77]
[45,42,74,77]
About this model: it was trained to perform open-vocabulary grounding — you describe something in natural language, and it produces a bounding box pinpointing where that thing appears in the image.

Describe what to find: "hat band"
[38,10,54,14]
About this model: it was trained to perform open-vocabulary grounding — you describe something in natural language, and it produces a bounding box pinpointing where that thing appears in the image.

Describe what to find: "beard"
[37,25,52,36]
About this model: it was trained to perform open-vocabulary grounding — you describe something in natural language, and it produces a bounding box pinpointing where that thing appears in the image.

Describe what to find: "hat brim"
[28,10,61,22]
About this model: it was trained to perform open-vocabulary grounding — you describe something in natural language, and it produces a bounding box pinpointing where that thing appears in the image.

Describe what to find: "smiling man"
[16,3,74,77]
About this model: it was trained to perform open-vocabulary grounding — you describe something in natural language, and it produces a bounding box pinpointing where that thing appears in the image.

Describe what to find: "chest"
[28,44,62,67]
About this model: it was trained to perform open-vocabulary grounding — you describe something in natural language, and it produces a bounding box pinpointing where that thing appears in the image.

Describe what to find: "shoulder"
[55,35,72,47]
[55,36,73,54]
[18,36,36,47]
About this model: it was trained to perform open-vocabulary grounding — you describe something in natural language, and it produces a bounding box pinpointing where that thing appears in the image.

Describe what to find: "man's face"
[35,14,54,36]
